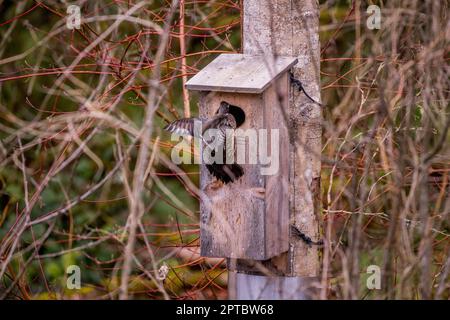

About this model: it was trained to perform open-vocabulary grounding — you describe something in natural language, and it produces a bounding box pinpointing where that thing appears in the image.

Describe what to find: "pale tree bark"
[180,0,191,118]
[228,0,322,299]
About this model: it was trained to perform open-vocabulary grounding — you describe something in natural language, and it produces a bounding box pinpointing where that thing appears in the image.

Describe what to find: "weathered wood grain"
[199,91,266,259]
[228,0,322,299]
[228,272,317,299]
[186,54,297,93]
[262,73,290,258]
[239,0,322,278]
[198,75,290,260]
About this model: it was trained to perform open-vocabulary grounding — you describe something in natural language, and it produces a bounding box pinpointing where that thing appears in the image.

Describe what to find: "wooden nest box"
[186,54,297,260]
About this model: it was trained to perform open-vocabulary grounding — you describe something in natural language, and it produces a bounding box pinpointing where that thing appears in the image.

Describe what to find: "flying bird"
[164,101,244,184]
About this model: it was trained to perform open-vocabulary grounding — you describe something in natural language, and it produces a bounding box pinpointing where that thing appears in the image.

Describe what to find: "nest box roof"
[185,54,297,94]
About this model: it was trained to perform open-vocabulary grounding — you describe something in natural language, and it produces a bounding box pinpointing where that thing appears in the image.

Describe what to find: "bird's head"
[216,101,246,127]
[216,101,230,115]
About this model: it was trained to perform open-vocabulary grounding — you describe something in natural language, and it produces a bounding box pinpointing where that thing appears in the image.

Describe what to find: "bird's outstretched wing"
[164,114,232,137]
[163,117,202,137]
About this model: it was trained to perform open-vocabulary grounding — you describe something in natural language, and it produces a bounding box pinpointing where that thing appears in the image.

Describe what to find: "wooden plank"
[198,85,289,260]
[229,0,322,300]
[262,73,289,258]
[199,92,266,260]
[186,54,297,93]
[228,272,317,299]
[240,0,322,278]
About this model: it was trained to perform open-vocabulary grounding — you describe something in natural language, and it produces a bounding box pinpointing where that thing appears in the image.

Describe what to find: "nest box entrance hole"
[219,102,246,128]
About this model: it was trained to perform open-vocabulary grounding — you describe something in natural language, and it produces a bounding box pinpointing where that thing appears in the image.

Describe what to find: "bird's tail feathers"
[207,163,244,184]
